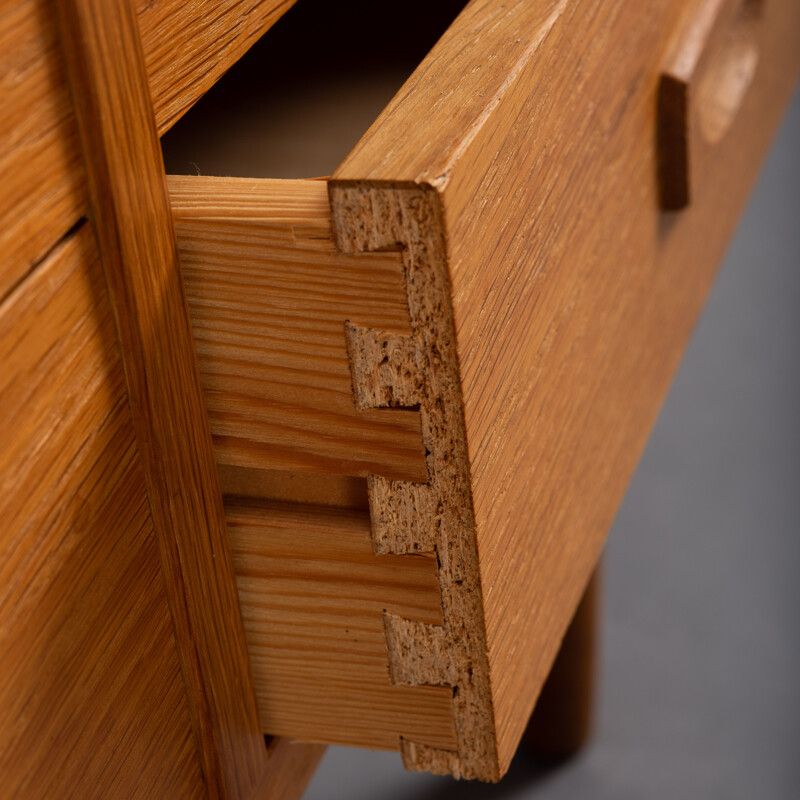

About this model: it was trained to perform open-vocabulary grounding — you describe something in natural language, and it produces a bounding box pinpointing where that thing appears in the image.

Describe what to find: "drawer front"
[155,0,799,784]
[331,0,800,778]
[0,224,204,798]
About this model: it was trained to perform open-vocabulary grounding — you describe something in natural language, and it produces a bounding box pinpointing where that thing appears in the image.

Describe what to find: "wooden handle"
[658,0,764,209]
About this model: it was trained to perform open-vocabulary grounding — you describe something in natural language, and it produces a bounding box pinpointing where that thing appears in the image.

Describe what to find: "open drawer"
[164,0,800,782]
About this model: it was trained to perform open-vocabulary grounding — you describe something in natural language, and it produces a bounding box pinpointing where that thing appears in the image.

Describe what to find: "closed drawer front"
[164,0,800,782]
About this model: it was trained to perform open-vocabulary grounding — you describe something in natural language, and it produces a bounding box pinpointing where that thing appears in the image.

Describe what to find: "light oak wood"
[0,0,295,306]
[152,0,798,777]
[140,0,296,134]
[55,2,273,795]
[659,0,763,208]
[331,0,800,779]
[0,224,204,798]
[169,175,427,481]
[3,0,795,789]
[0,224,322,800]
[227,499,457,751]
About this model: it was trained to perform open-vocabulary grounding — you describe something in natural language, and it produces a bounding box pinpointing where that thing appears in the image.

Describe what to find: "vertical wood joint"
[332,181,499,781]
[55,3,270,797]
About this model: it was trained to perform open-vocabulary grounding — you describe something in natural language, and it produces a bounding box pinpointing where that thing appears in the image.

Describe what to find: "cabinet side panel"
[0,226,205,799]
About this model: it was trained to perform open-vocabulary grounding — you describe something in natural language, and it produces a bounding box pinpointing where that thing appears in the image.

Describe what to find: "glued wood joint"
[334,181,498,781]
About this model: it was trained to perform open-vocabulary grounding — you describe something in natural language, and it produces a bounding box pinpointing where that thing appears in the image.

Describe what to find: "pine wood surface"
[220,465,370,509]
[169,176,427,481]
[333,0,800,778]
[227,498,457,751]
[0,0,294,307]
[0,223,205,798]
[55,1,274,795]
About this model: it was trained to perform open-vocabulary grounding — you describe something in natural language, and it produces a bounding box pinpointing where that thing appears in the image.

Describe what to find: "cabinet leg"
[524,563,600,760]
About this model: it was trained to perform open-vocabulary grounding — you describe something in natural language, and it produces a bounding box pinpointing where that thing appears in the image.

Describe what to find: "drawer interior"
[161,0,467,179]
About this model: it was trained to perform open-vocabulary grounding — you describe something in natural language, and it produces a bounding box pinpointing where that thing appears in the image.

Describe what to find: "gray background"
[302,90,800,800]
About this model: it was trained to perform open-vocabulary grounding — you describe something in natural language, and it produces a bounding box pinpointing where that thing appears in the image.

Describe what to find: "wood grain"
[333,0,800,778]
[219,464,370,509]
[0,0,294,306]
[227,499,457,751]
[139,0,296,134]
[659,0,762,208]
[4,0,790,787]
[169,175,427,481]
[55,2,272,796]
[0,223,204,799]
[167,171,453,754]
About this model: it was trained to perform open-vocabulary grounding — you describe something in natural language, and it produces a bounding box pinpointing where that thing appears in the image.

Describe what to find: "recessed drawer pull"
[659,0,764,209]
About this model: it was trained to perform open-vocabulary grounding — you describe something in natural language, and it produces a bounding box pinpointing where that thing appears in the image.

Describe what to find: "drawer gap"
[161,0,467,179]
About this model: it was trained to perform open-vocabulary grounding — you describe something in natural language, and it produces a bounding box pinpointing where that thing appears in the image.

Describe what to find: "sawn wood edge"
[330,182,497,782]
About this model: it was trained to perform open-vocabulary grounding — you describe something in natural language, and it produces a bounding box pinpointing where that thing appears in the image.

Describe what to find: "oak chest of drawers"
[1,0,798,796]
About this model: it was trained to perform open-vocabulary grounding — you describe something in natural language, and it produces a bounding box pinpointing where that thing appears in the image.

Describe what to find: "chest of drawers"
[1,0,797,796]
